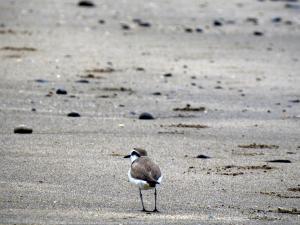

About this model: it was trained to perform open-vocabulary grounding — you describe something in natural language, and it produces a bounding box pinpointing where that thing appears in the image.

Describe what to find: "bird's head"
[124,148,148,162]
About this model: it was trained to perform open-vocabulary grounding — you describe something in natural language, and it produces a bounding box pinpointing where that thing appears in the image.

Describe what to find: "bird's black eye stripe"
[132,151,140,157]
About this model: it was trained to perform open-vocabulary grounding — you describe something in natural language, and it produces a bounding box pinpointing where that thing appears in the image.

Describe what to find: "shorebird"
[124,148,162,212]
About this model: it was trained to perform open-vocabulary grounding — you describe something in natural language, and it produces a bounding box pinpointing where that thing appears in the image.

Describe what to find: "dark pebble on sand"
[152,92,161,96]
[76,79,89,83]
[67,112,81,117]
[272,17,282,23]
[35,79,48,83]
[78,1,95,7]
[267,159,291,163]
[213,20,223,26]
[164,73,172,77]
[99,20,105,24]
[253,31,264,36]
[185,28,193,33]
[14,125,33,134]
[56,89,67,95]
[289,99,300,103]
[139,112,155,120]
[121,24,130,30]
[196,28,203,33]
[196,154,211,159]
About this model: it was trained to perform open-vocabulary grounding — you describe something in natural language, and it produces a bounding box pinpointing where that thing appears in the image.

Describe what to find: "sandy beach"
[0,0,300,224]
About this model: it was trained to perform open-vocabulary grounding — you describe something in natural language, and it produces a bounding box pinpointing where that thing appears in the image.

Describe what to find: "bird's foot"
[141,208,151,213]
[152,208,160,213]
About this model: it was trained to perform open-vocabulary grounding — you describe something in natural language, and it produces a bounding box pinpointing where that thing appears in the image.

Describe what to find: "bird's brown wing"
[131,157,161,183]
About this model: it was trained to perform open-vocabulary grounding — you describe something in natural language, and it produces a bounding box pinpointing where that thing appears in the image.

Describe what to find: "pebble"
[253,31,264,36]
[213,20,223,26]
[14,125,33,134]
[121,24,130,30]
[272,17,282,23]
[76,79,89,83]
[266,159,291,163]
[78,1,95,7]
[139,112,155,120]
[185,28,193,33]
[35,79,48,83]
[164,73,172,77]
[67,112,81,117]
[195,28,203,33]
[196,154,211,159]
[56,89,67,95]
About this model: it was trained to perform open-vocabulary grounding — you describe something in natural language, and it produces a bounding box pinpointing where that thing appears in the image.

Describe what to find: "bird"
[124,148,162,212]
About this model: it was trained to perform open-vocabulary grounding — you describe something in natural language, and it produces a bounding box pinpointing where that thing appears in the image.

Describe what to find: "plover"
[124,148,162,212]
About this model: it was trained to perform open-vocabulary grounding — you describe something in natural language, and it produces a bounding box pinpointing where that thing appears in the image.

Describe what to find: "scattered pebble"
[121,24,130,30]
[196,154,211,159]
[289,99,300,103]
[67,112,81,117]
[99,20,105,24]
[164,73,172,77]
[238,143,279,149]
[56,89,67,95]
[78,1,95,7]
[35,79,48,83]
[139,112,155,120]
[14,125,33,134]
[266,159,291,163]
[213,20,223,26]
[272,17,282,23]
[76,79,89,83]
[184,28,193,33]
[195,28,203,33]
[253,31,264,36]
[173,104,206,112]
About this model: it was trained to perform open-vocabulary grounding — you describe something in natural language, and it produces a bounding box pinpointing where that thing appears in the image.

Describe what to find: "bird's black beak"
[124,155,130,158]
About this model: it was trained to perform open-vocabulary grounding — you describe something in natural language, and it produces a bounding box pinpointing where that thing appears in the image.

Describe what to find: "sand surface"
[0,0,300,224]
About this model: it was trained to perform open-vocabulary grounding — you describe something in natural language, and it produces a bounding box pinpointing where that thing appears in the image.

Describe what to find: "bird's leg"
[139,188,146,211]
[153,187,159,212]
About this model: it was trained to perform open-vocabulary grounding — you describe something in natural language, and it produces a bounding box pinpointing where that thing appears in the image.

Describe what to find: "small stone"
[67,112,81,117]
[213,20,223,26]
[164,73,172,77]
[35,79,48,83]
[266,159,291,163]
[99,20,105,24]
[196,154,211,159]
[14,125,33,134]
[121,24,130,30]
[289,99,300,103]
[272,17,282,23]
[139,112,155,120]
[56,89,67,95]
[78,1,95,7]
[195,28,203,33]
[152,92,161,96]
[185,28,193,33]
[253,31,264,36]
[76,79,89,83]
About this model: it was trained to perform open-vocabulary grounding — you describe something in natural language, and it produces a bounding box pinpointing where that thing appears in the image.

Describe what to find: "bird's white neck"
[130,155,139,163]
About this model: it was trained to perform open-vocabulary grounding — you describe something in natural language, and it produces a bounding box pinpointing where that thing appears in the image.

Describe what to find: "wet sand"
[0,0,300,224]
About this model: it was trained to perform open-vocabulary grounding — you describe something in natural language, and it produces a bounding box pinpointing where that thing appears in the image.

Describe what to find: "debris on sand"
[1,46,37,51]
[288,187,300,192]
[266,159,291,163]
[139,112,155,120]
[67,112,81,117]
[168,123,209,129]
[102,87,133,93]
[14,125,33,134]
[195,154,211,159]
[270,207,300,215]
[260,191,300,199]
[173,104,206,112]
[213,164,274,176]
[85,67,115,73]
[238,143,279,149]
[80,74,103,79]
[56,88,67,95]
[77,1,95,7]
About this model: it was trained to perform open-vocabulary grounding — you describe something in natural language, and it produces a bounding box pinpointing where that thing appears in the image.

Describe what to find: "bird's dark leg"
[153,187,159,212]
[139,188,146,211]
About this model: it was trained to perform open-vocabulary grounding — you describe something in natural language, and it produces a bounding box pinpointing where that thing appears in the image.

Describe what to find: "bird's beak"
[124,155,130,158]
